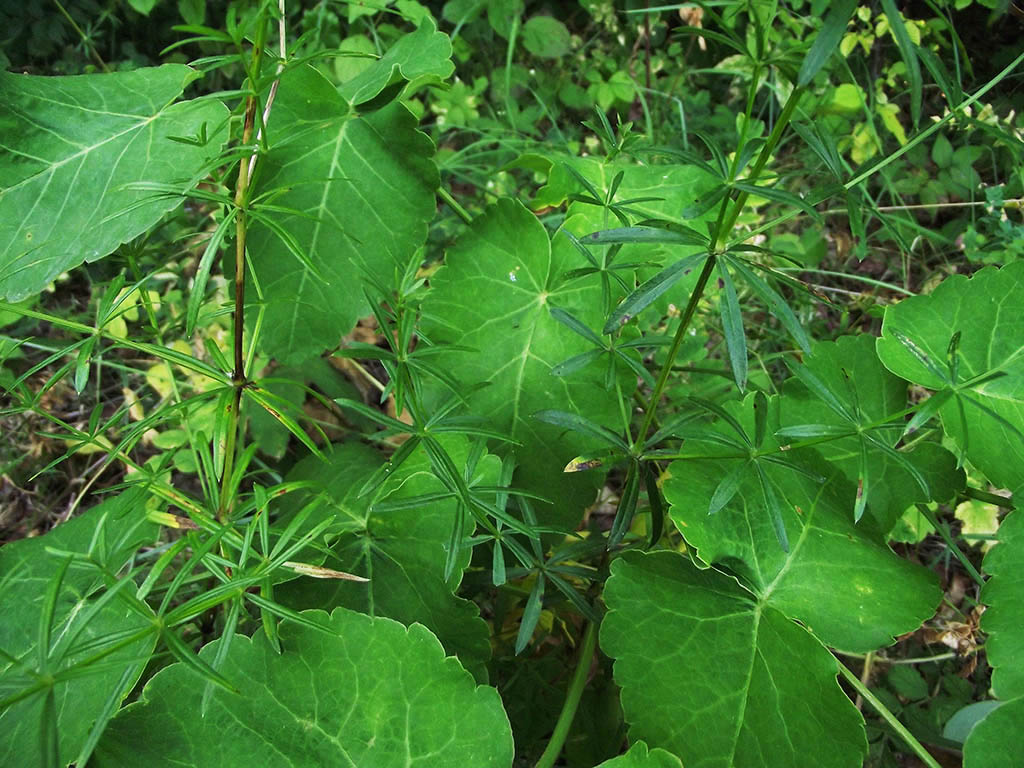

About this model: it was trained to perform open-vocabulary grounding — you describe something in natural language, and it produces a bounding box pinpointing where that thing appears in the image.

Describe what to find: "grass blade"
[880,0,922,127]
[798,0,858,86]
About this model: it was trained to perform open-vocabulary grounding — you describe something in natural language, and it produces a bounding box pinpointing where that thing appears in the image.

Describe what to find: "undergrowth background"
[1,1,1023,767]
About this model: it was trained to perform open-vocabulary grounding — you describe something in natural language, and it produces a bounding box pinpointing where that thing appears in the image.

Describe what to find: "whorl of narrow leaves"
[0,491,157,767]
[420,198,629,529]
[94,608,514,767]
[877,261,1024,498]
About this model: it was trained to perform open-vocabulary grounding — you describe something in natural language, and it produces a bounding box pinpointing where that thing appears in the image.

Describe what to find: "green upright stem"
[219,34,265,520]
[438,186,473,224]
[633,86,805,448]
[837,662,942,768]
[52,0,110,72]
[635,255,717,446]
[534,620,599,768]
[718,85,804,239]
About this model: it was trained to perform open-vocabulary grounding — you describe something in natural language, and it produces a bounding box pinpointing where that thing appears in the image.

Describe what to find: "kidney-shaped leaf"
[876,262,1024,495]
[94,608,514,767]
[602,551,866,768]
[0,65,228,301]
[665,395,940,652]
[247,62,439,364]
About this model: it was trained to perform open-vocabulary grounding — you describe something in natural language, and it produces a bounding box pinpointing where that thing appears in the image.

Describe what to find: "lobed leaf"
[94,608,514,767]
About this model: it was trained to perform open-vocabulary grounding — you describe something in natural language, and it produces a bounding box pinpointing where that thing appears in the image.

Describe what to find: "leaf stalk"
[533,619,599,768]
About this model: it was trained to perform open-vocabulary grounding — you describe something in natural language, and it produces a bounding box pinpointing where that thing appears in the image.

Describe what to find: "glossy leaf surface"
[420,198,627,528]
[779,334,963,531]
[596,741,683,768]
[665,395,940,652]
[0,490,156,767]
[963,508,1024,767]
[274,440,495,676]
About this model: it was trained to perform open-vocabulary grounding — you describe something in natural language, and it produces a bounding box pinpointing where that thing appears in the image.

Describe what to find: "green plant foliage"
[420,198,628,528]
[339,17,455,105]
[93,607,514,767]
[595,741,683,768]
[0,65,228,301]
[779,334,964,531]
[877,262,1024,496]
[602,551,867,767]
[521,16,571,60]
[665,394,941,651]
[963,508,1024,766]
[963,698,1024,768]
[0,490,157,766]
[2,1,1022,765]
[274,439,496,676]
[247,62,439,364]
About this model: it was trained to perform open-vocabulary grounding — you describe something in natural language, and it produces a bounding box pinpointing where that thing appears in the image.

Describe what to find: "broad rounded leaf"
[978,509,1024,699]
[533,156,718,222]
[780,334,963,532]
[248,63,438,364]
[339,18,455,105]
[0,65,228,301]
[596,741,683,768]
[522,16,571,59]
[0,490,157,766]
[275,440,495,675]
[420,198,627,528]
[666,395,940,652]
[877,262,1024,495]
[602,551,866,768]
[963,698,1024,768]
[94,608,514,767]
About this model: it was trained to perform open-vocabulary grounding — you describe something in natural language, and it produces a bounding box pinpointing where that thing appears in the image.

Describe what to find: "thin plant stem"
[724,51,1024,252]
[915,504,985,587]
[837,662,942,768]
[52,0,110,72]
[220,16,271,519]
[634,254,717,446]
[963,487,1015,509]
[855,650,873,710]
[248,0,288,180]
[633,85,804,448]
[438,186,473,224]
[819,198,1024,215]
[533,619,599,768]
[504,15,520,133]
[845,50,1024,190]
